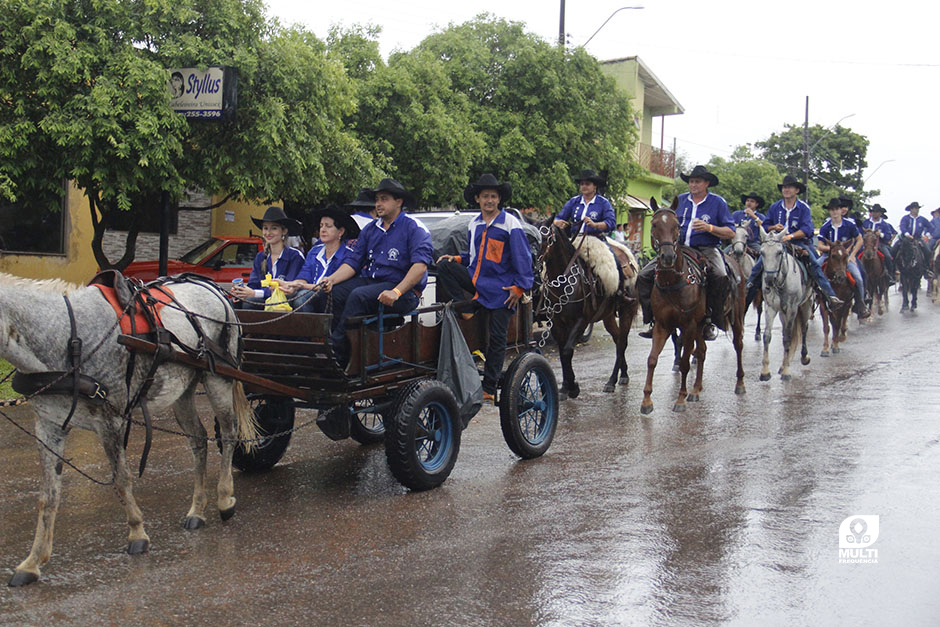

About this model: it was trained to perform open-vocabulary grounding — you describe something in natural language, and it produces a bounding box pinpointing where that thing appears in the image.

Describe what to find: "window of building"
[0,181,67,255]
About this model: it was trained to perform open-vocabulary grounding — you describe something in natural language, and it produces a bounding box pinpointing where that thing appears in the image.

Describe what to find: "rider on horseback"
[637,165,735,341]
[891,202,935,280]
[745,175,844,312]
[730,193,767,255]
[928,207,940,250]
[553,169,626,293]
[861,203,897,284]
[817,198,871,319]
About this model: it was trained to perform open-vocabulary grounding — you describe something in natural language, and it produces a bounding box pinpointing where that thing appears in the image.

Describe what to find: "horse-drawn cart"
[119,301,559,492]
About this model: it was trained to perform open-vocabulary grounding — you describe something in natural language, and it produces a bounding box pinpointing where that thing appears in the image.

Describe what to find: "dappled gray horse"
[730,220,763,340]
[0,273,257,586]
[757,231,814,381]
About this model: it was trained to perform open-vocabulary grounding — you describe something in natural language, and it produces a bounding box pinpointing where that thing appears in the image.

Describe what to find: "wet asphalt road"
[1,299,939,625]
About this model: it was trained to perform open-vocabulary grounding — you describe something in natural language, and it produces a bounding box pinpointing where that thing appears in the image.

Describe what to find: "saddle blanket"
[571,234,638,296]
[91,283,174,335]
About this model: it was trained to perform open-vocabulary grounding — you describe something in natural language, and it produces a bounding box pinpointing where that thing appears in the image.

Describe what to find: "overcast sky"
[266,0,940,215]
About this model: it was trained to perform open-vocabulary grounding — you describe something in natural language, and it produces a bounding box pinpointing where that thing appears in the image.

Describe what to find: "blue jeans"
[748,240,836,298]
[293,288,328,313]
[329,277,420,366]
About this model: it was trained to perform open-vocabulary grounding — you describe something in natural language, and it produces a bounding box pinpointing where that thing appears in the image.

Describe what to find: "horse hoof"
[8,570,39,587]
[559,390,569,401]
[619,375,629,385]
[759,373,771,382]
[640,404,653,415]
[603,384,615,393]
[183,516,205,530]
[568,385,580,399]
[820,351,829,357]
[734,384,746,395]
[127,539,150,555]
[832,347,841,354]
[219,505,236,522]
[781,374,792,382]
[686,393,699,402]
[801,356,811,365]
[672,363,680,373]
[672,403,686,413]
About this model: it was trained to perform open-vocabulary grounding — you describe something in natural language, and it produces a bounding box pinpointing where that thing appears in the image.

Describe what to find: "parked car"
[122,236,263,289]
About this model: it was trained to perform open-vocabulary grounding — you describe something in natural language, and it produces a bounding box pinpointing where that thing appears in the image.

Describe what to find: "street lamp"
[582,6,645,47]
[865,159,895,183]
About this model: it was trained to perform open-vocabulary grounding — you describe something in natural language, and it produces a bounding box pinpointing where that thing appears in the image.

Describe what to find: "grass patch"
[0,358,19,400]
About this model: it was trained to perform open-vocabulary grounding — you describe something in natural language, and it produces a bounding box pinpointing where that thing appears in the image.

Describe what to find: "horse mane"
[0,272,84,295]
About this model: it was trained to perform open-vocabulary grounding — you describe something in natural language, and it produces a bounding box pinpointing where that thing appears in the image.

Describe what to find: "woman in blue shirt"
[282,206,359,313]
[230,206,305,309]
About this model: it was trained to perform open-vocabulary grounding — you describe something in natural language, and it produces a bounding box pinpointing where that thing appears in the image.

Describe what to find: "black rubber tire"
[499,352,559,459]
[384,380,461,491]
[348,398,389,445]
[216,397,295,472]
[577,322,594,344]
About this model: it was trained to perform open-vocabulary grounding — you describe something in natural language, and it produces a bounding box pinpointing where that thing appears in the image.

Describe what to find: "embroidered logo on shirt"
[589,211,599,219]
[701,214,712,223]
[387,248,400,261]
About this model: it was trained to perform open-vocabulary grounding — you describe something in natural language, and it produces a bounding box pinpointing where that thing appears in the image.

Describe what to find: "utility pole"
[802,96,809,202]
[559,0,566,47]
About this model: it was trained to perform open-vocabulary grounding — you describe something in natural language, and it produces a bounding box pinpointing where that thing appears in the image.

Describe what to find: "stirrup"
[702,321,718,341]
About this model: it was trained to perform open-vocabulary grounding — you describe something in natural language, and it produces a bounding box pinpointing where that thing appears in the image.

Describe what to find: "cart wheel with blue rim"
[498,352,558,459]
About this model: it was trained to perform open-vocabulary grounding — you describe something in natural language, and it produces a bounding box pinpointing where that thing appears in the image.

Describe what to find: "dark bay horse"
[860,229,888,315]
[730,220,763,340]
[640,200,745,414]
[818,239,855,356]
[537,221,639,400]
[896,236,925,312]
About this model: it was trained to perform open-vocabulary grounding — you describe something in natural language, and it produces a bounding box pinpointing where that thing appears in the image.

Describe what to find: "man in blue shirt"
[318,178,433,367]
[746,175,843,311]
[637,165,736,341]
[817,198,869,318]
[436,174,534,401]
[861,203,897,282]
[928,207,940,250]
[891,201,934,279]
[729,192,767,253]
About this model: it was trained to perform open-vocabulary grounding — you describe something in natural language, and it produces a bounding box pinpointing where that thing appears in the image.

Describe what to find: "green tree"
[412,15,639,211]
[754,123,873,206]
[0,0,375,269]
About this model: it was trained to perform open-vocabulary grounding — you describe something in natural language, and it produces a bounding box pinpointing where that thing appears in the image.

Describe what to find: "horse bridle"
[761,240,792,290]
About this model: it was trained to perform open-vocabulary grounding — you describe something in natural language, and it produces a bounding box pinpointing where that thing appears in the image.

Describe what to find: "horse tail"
[232,380,259,453]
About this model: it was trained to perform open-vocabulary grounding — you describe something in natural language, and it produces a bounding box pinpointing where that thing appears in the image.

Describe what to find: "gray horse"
[0,273,257,586]
[730,220,763,341]
[757,231,814,381]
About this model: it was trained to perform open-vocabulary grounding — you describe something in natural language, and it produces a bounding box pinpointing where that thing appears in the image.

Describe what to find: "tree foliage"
[0,0,374,268]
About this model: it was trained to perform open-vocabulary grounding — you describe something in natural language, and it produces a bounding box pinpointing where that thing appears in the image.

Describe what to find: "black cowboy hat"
[824,197,844,210]
[251,206,302,236]
[870,203,887,216]
[680,165,719,187]
[573,169,606,186]
[463,173,512,207]
[905,201,922,211]
[311,204,360,240]
[838,196,854,210]
[932,207,940,217]
[345,188,375,210]
[364,178,416,209]
[740,192,765,209]
[777,174,806,194]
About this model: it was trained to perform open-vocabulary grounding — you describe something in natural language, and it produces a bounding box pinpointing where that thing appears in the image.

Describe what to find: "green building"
[600,56,684,256]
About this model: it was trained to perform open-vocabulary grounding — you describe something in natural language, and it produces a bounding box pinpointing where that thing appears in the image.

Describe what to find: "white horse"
[757,231,815,381]
[0,273,257,586]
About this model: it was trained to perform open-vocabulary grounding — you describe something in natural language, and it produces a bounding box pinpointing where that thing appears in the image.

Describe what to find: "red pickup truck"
[122,236,263,288]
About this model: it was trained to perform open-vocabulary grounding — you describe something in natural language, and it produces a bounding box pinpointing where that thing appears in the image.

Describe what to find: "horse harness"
[12,271,238,476]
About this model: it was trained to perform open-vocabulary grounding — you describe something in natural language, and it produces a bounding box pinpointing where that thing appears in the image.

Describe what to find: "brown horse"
[932,245,940,304]
[537,220,639,400]
[860,229,888,315]
[640,199,745,414]
[818,239,855,356]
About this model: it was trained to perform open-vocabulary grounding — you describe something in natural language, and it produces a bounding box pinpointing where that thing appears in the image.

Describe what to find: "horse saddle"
[89,270,173,336]
[680,248,708,285]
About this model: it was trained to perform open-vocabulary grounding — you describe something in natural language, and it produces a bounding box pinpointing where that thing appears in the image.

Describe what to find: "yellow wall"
[0,182,99,284]
[212,196,276,238]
